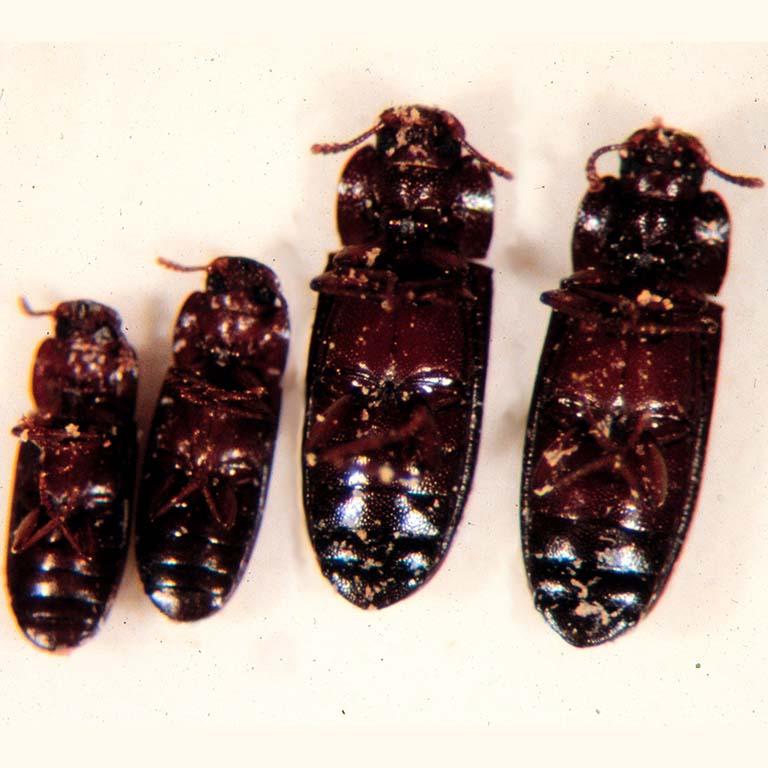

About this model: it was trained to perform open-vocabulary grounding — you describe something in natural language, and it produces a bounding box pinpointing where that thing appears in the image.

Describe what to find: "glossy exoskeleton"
[521,121,762,646]
[6,300,138,651]
[136,257,288,621]
[304,106,511,608]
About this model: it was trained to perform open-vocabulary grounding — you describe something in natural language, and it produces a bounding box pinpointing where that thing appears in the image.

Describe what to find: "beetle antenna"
[585,142,627,192]
[707,161,764,189]
[459,138,513,180]
[311,122,384,154]
[157,257,208,273]
[18,297,52,317]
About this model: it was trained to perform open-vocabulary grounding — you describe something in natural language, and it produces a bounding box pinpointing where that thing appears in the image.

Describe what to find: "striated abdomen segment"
[137,461,270,621]
[308,481,452,609]
[6,437,133,652]
[139,532,249,621]
[525,513,659,646]
[8,544,127,651]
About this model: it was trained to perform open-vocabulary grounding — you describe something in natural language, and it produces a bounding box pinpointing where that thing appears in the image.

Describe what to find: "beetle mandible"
[304,105,511,608]
[6,299,138,651]
[136,257,289,621]
[520,121,763,646]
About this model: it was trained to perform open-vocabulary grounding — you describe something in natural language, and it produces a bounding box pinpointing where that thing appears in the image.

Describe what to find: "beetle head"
[587,120,763,198]
[52,300,121,344]
[313,105,512,179]
[206,256,282,309]
[619,123,710,200]
[373,105,466,169]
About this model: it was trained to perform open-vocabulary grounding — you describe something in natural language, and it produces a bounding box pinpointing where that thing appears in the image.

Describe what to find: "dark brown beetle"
[136,257,288,621]
[305,106,511,608]
[6,299,138,651]
[521,121,763,646]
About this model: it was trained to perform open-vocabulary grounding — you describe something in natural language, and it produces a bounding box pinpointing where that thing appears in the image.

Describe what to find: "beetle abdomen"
[307,476,455,608]
[304,258,491,608]
[9,539,127,650]
[138,509,263,620]
[522,284,721,645]
[525,507,661,646]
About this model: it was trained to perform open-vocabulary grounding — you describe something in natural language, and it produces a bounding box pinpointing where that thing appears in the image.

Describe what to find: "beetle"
[520,120,763,646]
[136,256,289,621]
[304,105,511,608]
[6,299,138,651]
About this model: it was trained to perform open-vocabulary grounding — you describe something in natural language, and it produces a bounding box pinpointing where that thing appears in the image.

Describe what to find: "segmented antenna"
[311,122,385,155]
[585,142,627,192]
[707,161,764,189]
[586,123,764,192]
[312,119,513,179]
[460,137,513,180]
[157,257,209,273]
[19,297,52,317]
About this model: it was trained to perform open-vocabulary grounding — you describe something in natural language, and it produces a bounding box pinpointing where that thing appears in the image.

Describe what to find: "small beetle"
[305,106,511,608]
[136,257,289,621]
[6,299,138,651]
[521,121,763,646]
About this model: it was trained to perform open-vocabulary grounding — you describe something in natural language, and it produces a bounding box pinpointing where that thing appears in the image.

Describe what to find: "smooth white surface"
[1,43,768,757]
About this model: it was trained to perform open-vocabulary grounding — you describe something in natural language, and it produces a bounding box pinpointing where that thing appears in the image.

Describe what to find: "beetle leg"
[10,507,45,553]
[11,501,90,559]
[631,438,668,508]
[399,279,476,306]
[49,509,89,560]
[304,394,357,457]
[533,452,616,497]
[613,457,650,505]
[542,288,612,325]
[420,248,467,273]
[204,479,238,530]
[170,372,272,421]
[634,315,719,336]
[313,403,435,468]
[151,478,205,520]
[310,268,397,299]
[13,416,102,449]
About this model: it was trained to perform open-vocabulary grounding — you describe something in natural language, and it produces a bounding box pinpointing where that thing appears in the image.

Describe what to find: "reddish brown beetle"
[521,121,762,646]
[6,299,138,651]
[304,106,511,608]
[136,257,289,621]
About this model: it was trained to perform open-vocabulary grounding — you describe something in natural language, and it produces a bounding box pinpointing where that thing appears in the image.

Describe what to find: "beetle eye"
[433,130,461,160]
[56,315,73,338]
[207,271,227,294]
[250,285,277,306]
[377,127,398,153]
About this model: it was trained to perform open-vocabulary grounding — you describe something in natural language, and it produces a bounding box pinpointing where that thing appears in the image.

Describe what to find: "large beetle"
[304,106,510,608]
[521,121,762,646]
